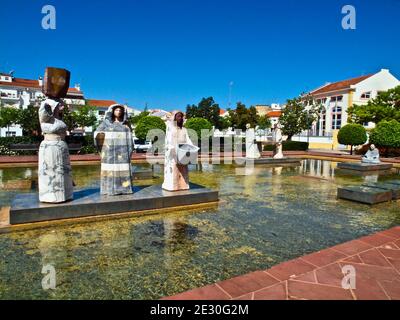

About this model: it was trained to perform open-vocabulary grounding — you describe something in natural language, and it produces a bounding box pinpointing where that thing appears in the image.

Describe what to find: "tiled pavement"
[164,226,400,300]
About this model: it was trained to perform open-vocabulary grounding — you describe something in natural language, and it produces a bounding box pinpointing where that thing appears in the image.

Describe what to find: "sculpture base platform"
[336,162,393,176]
[337,185,393,204]
[235,157,301,166]
[9,183,218,225]
[361,183,400,200]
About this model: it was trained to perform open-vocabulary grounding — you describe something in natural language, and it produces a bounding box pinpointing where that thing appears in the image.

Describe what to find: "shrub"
[369,120,400,157]
[0,136,42,156]
[184,117,213,143]
[337,124,367,154]
[263,141,309,151]
[135,116,166,141]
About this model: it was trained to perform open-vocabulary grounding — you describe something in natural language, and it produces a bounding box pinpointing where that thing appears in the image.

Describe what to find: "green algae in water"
[0,160,399,299]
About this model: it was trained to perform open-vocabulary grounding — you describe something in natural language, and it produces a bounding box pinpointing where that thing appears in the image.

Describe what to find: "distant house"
[148,109,172,121]
[307,69,400,137]
[0,71,137,136]
[0,72,83,136]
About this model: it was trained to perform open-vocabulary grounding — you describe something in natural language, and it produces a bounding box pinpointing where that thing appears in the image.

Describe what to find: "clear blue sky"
[1,0,399,111]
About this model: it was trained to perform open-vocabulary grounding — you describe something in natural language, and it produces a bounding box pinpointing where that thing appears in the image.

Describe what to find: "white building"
[0,72,83,136]
[308,69,400,137]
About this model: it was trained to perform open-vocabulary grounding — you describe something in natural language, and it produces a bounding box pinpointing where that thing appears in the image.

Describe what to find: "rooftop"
[310,74,375,95]
[87,99,118,107]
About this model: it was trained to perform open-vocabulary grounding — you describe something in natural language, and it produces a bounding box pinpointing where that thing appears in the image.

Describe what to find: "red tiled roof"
[219,109,226,115]
[311,74,374,95]
[267,111,282,117]
[0,78,40,88]
[0,77,81,93]
[67,88,81,93]
[87,99,118,107]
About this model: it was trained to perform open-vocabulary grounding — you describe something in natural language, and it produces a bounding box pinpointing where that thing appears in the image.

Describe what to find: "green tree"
[73,103,98,129]
[184,117,213,142]
[17,105,41,136]
[229,102,249,131]
[219,115,232,132]
[370,120,400,155]
[257,115,272,140]
[337,124,367,155]
[62,105,77,132]
[348,86,400,124]
[0,106,20,136]
[257,115,272,130]
[247,106,260,128]
[128,110,150,127]
[186,97,221,129]
[134,116,166,140]
[279,97,318,140]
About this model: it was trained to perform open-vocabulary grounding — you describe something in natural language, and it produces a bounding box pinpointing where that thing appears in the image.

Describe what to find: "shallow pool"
[0,160,399,299]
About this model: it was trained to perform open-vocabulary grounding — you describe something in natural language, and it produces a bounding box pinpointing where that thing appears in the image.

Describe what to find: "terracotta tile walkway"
[164,226,400,300]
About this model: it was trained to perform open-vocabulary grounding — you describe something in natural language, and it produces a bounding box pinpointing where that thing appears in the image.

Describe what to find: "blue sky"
[1,0,399,110]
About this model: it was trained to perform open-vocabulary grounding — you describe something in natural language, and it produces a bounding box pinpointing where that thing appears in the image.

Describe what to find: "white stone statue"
[38,98,74,203]
[162,111,196,191]
[362,144,380,164]
[245,123,261,159]
[273,123,284,159]
[94,104,134,196]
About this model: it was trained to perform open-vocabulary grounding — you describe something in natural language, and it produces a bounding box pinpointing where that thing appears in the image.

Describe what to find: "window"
[316,108,326,136]
[6,131,16,137]
[361,92,371,99]
[332,106,342,130]
[331,96,343,102]
[98,111,105,115]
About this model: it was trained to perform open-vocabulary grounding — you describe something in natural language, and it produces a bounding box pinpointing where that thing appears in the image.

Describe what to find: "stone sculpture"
[162,111,196,191]
[362,144,380,164]
[245,123,261,159]
[273,123,284,159]
[94,104,134,195]
[38,67,73,203]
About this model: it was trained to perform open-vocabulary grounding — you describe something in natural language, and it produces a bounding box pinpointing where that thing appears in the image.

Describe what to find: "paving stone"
[266,259,315,281]
[253,282,287,300]
[331,240,373,256]
[288,280,354,300]
[301,248,347,267]
[217,271,279,298]
[163,284,230,300]
[358,249,392,267]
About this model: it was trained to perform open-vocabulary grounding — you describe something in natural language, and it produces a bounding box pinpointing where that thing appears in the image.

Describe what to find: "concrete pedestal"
[336,162,393,176]
[337,185,392,204]
[9,183,219,225]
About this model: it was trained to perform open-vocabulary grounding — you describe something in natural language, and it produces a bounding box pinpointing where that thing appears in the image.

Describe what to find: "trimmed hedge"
[263,141,309,151]
[0,136,42,155]
[135,116,166,141]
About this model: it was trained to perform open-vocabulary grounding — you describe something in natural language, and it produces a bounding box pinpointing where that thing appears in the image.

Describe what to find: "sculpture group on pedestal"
[38,69,197,205]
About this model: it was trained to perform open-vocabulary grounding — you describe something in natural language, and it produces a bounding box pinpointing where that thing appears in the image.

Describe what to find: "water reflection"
[0,160,399,299]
